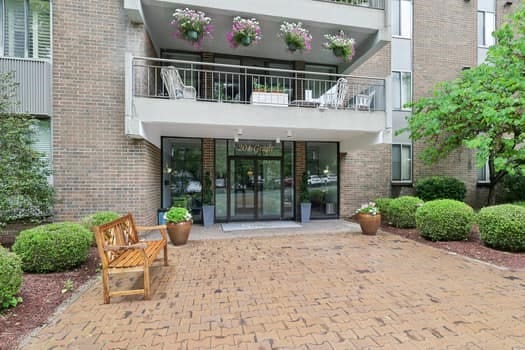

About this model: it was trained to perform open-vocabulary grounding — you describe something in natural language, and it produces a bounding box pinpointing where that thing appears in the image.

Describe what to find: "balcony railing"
[132,56,386,112]
[315,0,385,10]
[0,57,52,116]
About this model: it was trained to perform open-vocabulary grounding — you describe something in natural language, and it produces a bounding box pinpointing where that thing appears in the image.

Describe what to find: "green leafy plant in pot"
[300,172,311,223]
[356,202,381,235]
[202,171,215,228]
[164,207,193,245]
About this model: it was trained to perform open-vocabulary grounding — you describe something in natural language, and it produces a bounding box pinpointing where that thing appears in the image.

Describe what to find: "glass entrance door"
[229,158,282,220]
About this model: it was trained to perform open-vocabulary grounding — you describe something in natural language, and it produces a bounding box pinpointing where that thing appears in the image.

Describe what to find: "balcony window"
[392,71,412,110]
[392,144,411,182]
[392,0,412,38]
[478,11,495,47]
[1,0,51,59]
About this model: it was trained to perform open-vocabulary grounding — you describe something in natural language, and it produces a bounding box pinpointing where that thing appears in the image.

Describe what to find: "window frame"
[1,0,51,59]
[392,0,412,39]
[391,143,412,183]
[477,161,491,184]
[392,70,412,111]
[477,10,495,48]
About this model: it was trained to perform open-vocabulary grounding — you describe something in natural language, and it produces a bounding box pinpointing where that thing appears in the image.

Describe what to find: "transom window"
[1,0,51,59]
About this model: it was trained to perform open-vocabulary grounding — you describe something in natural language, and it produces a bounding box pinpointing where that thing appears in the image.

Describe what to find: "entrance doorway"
[228,157,282,220]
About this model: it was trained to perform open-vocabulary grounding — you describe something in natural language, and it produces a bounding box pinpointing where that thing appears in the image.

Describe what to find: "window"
[392,71,412,110]
[1,0,51,59]
[478,11,495,47]
[392,144,412,182]
[392,0,412,38]
[162,138,202,221]
[306,142,339,218]
[477,161,490,183]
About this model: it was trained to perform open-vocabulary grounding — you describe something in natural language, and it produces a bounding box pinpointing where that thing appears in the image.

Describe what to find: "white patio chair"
[355,90,376,111]
[160,66,197,100]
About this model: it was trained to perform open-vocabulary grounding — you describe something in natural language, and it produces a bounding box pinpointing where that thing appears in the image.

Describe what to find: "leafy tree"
[0,72,54,227]
[401,5,525,205]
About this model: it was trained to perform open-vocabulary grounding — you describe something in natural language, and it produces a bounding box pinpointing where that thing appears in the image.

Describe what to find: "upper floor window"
[392,144,412,182]
[477,11,495,47]
[392,71,412,110]
[1,0,51,59]
[392,0,412,38]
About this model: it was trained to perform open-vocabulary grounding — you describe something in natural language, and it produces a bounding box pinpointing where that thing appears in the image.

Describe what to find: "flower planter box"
[250,92,289,107]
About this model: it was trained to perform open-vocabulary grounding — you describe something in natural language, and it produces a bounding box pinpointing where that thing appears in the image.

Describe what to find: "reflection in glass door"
[229,158,282,220]
[230,159,256,220]
[258,160,281,219]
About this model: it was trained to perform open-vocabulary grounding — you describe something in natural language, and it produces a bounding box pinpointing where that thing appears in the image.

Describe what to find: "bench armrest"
[136,225,168,242]
[104,243,147,252]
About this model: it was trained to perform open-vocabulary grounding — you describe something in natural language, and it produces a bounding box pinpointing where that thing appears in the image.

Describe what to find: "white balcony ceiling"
[141,0,381,67]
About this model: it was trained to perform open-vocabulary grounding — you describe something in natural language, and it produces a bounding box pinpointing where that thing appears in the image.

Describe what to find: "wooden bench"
[94,214,168,304]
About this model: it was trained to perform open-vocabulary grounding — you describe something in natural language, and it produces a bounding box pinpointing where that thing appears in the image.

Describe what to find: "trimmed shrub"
[414,176,466,202]
[416,199,474,241]
[374,197,392,220]
[388,196,424,228]
[81,211,120,231]
[477,205,525,252]
[12,223,93,273]
[513,201,525,208]
[0,246,23,309]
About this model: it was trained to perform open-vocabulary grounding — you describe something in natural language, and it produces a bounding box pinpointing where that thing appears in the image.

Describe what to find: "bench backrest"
[94,214,139,268]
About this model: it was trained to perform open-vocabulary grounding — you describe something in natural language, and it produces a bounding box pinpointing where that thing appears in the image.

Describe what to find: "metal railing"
[315,0,385,10]
[0,57,52,116]
[132,56,386,112]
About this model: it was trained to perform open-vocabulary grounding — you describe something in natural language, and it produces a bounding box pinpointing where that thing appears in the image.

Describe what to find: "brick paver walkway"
[22,232,525,349]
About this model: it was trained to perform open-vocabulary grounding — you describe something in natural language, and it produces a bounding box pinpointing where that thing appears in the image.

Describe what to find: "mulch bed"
[0,247,100,350]
[379,223,525,270]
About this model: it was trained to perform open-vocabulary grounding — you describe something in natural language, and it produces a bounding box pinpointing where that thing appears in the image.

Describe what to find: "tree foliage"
[0,72,54,226]
[401,5,525,204]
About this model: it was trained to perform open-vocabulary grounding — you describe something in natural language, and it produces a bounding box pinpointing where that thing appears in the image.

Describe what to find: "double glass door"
[229,157,282,220]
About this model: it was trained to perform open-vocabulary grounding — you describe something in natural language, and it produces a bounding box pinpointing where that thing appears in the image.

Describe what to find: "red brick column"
[295,142,306,219]
[202,138,215,179]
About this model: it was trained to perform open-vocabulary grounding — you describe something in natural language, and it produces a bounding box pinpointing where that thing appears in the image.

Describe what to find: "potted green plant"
[171,8,213,48]
[300,171,311,223]
[323,30,356,61]
[227,16,262,48]
[202,171,214,227]
[164,207,193,245]
[356,202,381,235]
[278,21,312,52]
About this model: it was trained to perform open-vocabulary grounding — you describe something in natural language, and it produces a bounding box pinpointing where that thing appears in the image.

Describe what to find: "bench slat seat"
[109,240,165,268]
[94,214,168,304]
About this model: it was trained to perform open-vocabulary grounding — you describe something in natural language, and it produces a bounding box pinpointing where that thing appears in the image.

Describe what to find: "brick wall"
[340,145,391,217]
[411,0,482,206]
[52,0,160,224]
[295,142,306,218]
[202,138,215,179]
[350,43,391,78]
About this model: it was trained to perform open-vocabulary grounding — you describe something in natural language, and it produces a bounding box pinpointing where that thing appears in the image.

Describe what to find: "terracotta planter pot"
[166,221,192,245]
[358,213,381,235]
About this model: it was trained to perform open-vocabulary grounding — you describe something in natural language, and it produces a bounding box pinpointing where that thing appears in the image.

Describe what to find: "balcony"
[130,0,390,72]
[125,55,391,152]
[0,57,52,116]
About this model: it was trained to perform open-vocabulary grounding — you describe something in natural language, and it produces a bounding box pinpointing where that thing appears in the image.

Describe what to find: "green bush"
[416,199,474,241]
[165,207,192,224]
[501,174,525,203]
[477,205,525,252]
[0,246,23,309]
[388,196,424,228]
[513,201,525,208]
[414,176,467,202]
[81,211,120,232]
[374,197,392,219]
[12,223,93,273]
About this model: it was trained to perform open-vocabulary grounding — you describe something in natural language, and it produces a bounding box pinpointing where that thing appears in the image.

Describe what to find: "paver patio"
[21,231,525,350]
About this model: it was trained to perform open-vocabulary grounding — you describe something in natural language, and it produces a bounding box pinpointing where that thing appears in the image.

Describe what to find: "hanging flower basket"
[278,22,312,53]
[227,16,262,48]
[323,30,356,62]
[171,8,213,48]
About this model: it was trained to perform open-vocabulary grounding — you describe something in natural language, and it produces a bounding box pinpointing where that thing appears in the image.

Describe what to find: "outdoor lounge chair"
[160,66,197,100]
